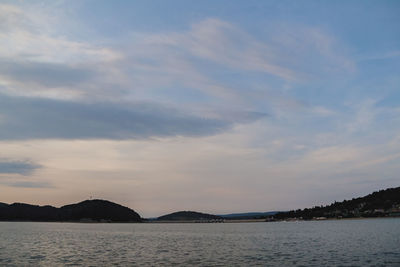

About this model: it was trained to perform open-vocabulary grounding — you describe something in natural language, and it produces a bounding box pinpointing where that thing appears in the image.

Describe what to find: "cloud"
[0,3,118,63]
[358,50,400,61]
[0,160,40,175]
[127,18,355,85]
[4,181,52,188]
[0,4,31,33]
[0,3,120,100]
[0,3,355,117]
[310,106,336,117]
[0,58,94,87]
[183,18,301,81]
[109,18,356,117]
[0,93,264,140]
[0,11,274,142]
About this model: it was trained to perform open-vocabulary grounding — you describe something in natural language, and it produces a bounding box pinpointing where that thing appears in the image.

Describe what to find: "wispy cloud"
[0,3,118,64]
[358,50,400,61]
[0,3,355,109]
[178,18,301,81]
[2,180,52,188]
[122,18,355,102]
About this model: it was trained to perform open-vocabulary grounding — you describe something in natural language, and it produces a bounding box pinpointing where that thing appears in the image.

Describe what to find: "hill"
[0,199,142,222]
[157,211,223,221]
[273,186,400,220]
[219,211,279,220]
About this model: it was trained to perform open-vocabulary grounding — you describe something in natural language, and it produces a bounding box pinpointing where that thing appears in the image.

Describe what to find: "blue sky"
[0,0,399,216]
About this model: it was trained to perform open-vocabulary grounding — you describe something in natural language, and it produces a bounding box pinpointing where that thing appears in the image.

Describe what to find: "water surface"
[0,218,399,266]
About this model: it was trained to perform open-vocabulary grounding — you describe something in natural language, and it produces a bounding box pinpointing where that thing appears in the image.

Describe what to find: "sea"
[0,218,399,266]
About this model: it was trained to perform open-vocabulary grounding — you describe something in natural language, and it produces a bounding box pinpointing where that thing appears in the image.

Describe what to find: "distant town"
[271,186,400,221]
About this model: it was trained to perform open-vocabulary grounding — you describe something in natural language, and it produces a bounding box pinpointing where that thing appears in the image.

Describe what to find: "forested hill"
[157,211,223,221]
[274,186,400,220]
[0,199,142,222]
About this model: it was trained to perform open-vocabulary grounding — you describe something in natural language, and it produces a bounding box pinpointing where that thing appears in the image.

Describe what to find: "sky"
[0,0,399,217]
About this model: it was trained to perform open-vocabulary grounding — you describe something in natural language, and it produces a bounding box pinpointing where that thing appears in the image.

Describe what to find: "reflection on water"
[0,218,399,266]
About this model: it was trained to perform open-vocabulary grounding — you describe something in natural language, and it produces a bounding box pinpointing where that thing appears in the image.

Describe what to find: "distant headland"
[1,186,399,223]
[272,186,400,221]
[0,199,141,223]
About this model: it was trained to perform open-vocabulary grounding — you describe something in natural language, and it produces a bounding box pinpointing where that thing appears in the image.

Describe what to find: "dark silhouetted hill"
[0,199,141,222]
[273,186,400,220]
[157,211,222,221]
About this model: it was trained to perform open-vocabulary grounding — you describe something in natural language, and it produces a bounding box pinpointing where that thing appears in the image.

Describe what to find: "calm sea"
[0,218,399,266]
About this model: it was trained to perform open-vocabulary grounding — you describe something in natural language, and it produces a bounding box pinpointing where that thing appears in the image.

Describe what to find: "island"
[0,199,142,222]
[155,211,223,222]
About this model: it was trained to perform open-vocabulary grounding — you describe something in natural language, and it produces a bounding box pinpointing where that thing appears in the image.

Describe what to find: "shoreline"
[270,215,400,222]
[1,216,399,224]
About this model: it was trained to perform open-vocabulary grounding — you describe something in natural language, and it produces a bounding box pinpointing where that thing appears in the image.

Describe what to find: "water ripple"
[0,219,399,266]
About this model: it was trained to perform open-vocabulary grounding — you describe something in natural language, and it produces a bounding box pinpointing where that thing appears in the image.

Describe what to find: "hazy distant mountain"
[0,199,141,222]
[219,211,279,219]
[157,211,223,221]
[274,186,400,220]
